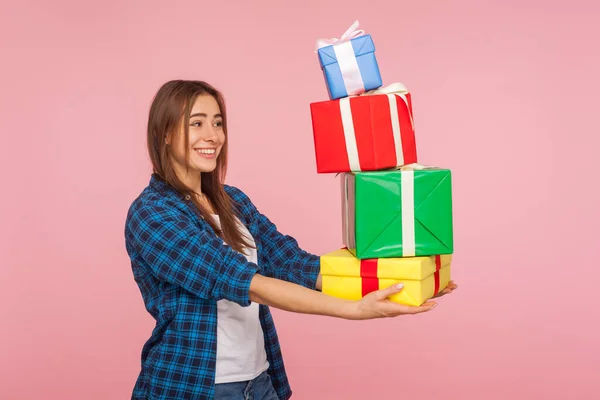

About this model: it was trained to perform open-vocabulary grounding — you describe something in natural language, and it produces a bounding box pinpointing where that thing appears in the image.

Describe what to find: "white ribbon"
[315,20,365,50]
[334,41,365,96]
[339,83,415,171]
[401,169,416,256]
[339,98,361,171]
[388,94,404,166]
[342,174,350,248]
[399,163,438,256]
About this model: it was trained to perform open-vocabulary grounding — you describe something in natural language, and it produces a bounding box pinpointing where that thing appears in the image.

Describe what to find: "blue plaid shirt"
[124,174,320,399]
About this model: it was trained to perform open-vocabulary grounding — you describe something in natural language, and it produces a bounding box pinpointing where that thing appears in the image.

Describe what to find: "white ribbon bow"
[361,82,409,97]
[315,20,365,51]
[398,162,438,171]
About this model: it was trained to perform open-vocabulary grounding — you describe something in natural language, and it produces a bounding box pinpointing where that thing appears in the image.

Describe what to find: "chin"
[195,162,218,173]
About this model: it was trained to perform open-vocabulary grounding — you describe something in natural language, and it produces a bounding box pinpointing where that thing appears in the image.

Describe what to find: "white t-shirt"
[212,215,270,384]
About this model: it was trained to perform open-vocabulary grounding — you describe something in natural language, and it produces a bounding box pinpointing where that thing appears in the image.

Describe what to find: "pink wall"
[2,0,599,398]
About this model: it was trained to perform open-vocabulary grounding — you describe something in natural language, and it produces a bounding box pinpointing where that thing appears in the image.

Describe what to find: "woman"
[124,80,457,400]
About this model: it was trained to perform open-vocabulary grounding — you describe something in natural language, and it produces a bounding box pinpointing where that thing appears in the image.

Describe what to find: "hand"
[432,280,458,299]
[345,283,437,320]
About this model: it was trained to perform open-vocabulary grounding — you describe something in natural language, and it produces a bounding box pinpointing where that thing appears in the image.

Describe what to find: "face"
[167,94,225,175]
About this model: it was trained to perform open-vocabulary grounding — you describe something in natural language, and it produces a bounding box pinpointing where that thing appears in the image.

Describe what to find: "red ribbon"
[434,255,441,295]
[360,258,379,296]
[359,254,442,297]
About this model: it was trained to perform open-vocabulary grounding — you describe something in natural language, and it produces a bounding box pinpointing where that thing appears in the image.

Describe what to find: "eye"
[190,120,202,127]
[214,120,223,128]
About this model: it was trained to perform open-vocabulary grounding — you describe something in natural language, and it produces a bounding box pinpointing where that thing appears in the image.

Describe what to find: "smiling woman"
[144,80,252,252]
[165,95,226,216]
[124,80,454,400]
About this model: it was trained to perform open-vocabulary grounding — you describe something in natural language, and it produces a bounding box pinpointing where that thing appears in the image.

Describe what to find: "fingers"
[443,282,458,294]
[417,302,437,313]
[370,280,458,317]
[376,299,437,317]
[432,281,459,298]
[411,301,437,313]
[393,301,437,315]
[375,282,404,301]
[432,287,452,298]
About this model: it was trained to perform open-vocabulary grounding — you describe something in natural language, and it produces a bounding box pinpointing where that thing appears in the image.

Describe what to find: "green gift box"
[341,164,454,259]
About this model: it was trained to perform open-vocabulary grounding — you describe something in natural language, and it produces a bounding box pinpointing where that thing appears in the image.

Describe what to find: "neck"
[174,164,202,194]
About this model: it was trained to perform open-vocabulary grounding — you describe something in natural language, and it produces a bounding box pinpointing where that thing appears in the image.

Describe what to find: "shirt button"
[184,195,191,200]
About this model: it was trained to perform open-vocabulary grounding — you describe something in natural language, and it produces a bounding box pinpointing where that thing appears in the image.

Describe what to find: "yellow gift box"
[320,248,452,306]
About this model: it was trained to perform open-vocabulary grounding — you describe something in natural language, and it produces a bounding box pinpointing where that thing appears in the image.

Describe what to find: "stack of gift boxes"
[309,21,455,306]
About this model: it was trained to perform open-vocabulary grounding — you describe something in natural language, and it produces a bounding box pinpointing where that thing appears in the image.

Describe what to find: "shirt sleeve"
[230,187,321,290]
[125,200,260,306]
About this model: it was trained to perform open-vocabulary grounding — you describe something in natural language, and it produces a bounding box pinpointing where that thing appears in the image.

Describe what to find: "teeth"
[196,149,215,154]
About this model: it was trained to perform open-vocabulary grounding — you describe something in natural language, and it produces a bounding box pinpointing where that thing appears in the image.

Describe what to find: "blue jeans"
[214,370,279,400]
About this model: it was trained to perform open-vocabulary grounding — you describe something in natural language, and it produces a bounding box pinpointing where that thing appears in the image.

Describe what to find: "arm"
[249,274,437,320]
[125,201,260,305]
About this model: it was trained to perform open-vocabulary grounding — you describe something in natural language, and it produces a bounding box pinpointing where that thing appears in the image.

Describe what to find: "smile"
[194,148,217,159]
[195,148,216,155]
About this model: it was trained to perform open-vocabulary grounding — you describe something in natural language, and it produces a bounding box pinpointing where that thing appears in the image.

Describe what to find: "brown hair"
[147,80,253,253]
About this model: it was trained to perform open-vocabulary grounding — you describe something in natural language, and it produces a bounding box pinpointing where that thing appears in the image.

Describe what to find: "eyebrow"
[189,113,222,119]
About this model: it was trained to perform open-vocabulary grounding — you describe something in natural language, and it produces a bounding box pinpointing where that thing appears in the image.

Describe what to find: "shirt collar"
[150,173,166,189]
[149,173,181,199]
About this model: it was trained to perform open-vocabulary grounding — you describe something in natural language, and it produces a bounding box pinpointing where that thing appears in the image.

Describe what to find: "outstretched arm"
[249,274,437,320]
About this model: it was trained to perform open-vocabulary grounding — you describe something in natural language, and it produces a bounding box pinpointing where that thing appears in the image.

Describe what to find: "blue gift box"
[317,34,383,100]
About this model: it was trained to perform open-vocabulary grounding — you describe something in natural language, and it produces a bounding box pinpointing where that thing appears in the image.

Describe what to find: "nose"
[203,124,220,142]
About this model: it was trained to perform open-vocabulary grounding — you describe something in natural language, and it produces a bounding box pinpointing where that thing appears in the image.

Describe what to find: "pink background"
[2,0,599,399]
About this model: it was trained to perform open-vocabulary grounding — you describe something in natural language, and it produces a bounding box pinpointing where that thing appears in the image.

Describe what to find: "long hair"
[147,80,253,253]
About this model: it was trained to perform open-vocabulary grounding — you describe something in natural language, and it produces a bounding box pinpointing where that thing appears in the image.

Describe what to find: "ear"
[165,133,171,146]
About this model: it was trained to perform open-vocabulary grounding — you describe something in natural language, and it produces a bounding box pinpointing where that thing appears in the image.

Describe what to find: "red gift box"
[309,83,418,173]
